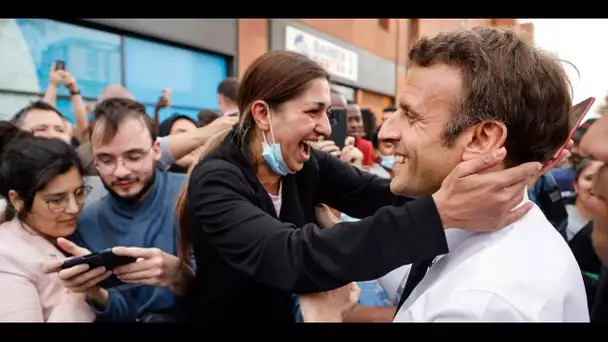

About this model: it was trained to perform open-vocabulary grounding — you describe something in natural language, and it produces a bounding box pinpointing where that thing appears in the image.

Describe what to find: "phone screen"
[543,97,595,167]
[55,60,65,71]
[328,108,348,149]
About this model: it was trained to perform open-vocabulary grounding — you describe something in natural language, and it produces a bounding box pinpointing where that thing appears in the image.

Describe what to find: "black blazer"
[178,129,448,322]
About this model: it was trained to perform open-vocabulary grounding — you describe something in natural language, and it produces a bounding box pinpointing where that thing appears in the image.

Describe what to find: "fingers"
[58,264,90,280]
[112,246,155,258]
[451,148,507,178]
[113,258,148,275]
[56,238,91,257]
[42,260,63,274]
[480,161,541,189]
[60,265,109,292]
[116,269,159,285]
[72,270,112,293]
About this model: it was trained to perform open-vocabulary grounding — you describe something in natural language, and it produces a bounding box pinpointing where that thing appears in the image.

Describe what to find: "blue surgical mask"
[380,155,395,170]
[261,110,294,176]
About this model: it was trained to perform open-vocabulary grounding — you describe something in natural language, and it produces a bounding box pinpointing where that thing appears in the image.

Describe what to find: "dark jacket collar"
[209,127,309,226]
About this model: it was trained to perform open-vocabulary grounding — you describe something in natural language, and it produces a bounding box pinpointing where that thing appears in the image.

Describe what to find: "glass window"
[144,105,201,124]
[0,19,122,98]
[54,97,77,123]
[124,36,227,109]
[0,93,41,121]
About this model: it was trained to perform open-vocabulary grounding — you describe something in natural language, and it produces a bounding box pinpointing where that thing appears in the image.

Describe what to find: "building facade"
[239,18,532,124]
[0,18,532,124]
[0,18,236,122]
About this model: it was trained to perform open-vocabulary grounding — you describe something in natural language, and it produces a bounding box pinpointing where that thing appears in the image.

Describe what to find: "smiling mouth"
[395,154,409,165]
[299,140,316,158]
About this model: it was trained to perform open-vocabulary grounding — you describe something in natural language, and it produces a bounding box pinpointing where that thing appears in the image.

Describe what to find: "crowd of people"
[0,25,607,323]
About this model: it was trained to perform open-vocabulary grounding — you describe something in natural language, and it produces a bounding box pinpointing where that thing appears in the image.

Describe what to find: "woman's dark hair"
[158,114,199,138]
[175,51,330,267]
[0,121,84,221]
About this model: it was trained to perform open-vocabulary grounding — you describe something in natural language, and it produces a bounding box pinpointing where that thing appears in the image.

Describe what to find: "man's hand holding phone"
[111,247,190,291]
[43,238,111,308]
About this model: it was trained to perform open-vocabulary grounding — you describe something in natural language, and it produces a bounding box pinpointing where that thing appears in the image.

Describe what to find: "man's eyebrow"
[399,102,421,117]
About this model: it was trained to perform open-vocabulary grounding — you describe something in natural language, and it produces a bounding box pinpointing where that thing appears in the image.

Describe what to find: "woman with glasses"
[0,121,95,322]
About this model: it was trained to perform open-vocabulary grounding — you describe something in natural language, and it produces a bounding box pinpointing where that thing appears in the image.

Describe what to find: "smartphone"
[543,97,595,168]
[328,108,348,149]
[54,60,65,71]
[60,248,137,288]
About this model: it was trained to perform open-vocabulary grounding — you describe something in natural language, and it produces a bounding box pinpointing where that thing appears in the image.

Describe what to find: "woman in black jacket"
[175,51,541,322]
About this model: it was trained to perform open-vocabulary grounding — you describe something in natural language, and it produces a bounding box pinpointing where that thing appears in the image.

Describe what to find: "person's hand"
[43,238,111,294]
[315,204,341,229]
[432,147,542,232]
[112,247,181,287]
[49,62,63,86]
[344,136,356,147]
[340,145,363,168]
[535,138,574,178]
[206,114,238,132]
[61,71,78,94]
[300,282,361,322]
[155,89,171,109]
[311,140,341,158]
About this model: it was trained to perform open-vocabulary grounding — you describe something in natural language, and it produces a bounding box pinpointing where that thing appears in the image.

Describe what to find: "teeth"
[395,155,407,164]
[302,140,317,146]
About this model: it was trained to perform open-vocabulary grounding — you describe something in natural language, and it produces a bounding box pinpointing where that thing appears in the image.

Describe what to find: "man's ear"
[152,139,161,162]
[251,100,270,131]
[462,121,507,161]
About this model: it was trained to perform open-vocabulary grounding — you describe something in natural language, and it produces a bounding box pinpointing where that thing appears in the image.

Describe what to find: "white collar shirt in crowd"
[394,192,589,322]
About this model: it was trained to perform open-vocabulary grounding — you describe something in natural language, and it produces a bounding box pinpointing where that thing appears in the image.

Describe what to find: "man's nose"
[113,161,131,178]
[378,115,401,143]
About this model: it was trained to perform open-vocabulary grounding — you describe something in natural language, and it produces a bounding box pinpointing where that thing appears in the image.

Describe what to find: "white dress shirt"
[394,194,589,322]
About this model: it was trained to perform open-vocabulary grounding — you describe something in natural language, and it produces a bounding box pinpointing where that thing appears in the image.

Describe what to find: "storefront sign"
[285,26,359,82]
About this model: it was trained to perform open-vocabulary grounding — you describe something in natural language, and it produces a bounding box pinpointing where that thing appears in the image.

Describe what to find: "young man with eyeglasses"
[44,98,191,322]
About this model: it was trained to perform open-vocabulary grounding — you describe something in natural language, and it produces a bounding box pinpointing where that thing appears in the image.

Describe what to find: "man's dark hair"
[11,101,65,127]
[198,109,220,127]
[383,106,397,113]
[217,77,239,103]
[409,26,573,166]
[91,98,157,145]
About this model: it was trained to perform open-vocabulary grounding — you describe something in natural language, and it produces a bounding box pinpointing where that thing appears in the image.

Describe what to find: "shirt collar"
[442,187,530,256]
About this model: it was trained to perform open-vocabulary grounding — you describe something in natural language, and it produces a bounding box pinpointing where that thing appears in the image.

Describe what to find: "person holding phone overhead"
[0,122,94,322]
[174,50,550,322]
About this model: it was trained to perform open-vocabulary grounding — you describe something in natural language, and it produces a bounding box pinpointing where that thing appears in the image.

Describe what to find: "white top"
[268,181,283,217]
[565,204,589,241]
[394,195,589,322]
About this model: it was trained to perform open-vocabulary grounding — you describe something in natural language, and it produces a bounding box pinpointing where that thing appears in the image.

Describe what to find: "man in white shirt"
[384,27,588,322]
[300,26,588,323]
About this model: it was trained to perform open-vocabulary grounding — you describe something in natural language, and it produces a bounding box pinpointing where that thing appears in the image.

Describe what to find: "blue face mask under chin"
[380,155,395,170]
[261,112,294,176]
